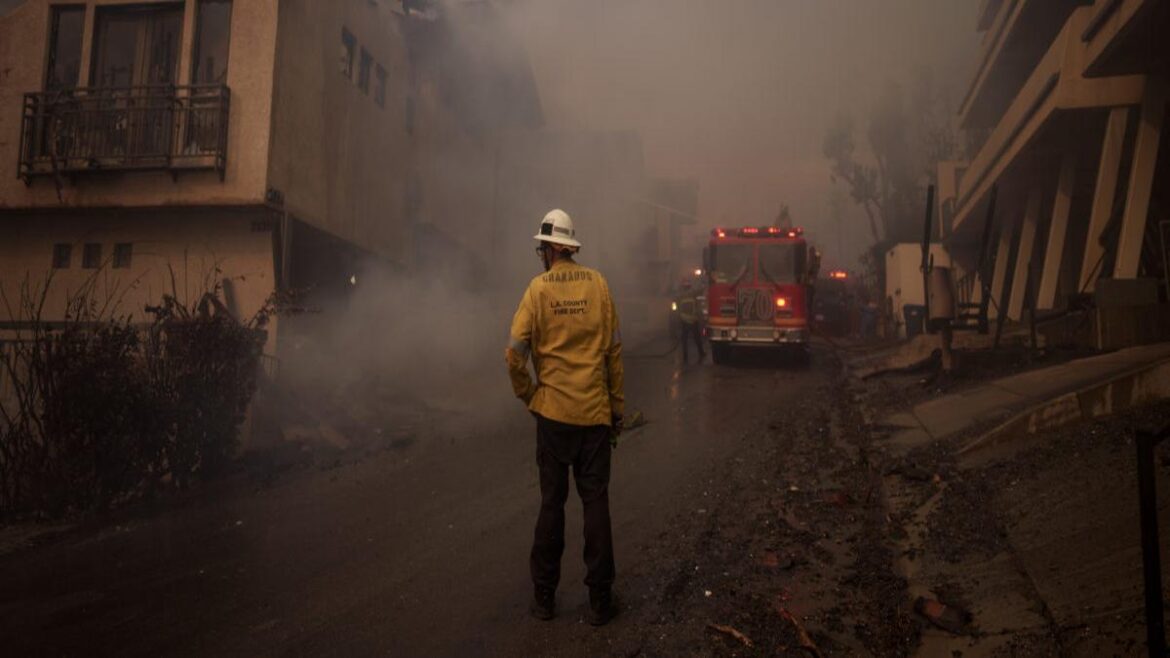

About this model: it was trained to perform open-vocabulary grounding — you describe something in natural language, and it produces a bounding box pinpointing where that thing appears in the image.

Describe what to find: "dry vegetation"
[0,272,269,520]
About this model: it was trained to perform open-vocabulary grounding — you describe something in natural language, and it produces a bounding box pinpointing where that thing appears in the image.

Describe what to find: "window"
[340,28,356,79]
[192,0,232,84]
[91,5,184,88]
[759,244,803,284]
[52,244,72,269]
[358,48,372,94]
[113,243,133,269]
[709,244,753,284]
[45,6,85,90]
[82,243,102,269]
[374,64,387,108]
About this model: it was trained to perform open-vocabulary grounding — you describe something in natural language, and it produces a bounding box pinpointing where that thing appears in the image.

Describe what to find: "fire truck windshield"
[710,244,752,284]
[758,243,803,284]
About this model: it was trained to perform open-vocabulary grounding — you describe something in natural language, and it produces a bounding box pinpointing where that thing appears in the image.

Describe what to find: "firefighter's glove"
[504,347,536,404]
[610,413,623,449]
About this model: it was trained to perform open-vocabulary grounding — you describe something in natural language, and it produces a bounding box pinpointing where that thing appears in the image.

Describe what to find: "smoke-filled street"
[3,0,1170,655]
[0,345,916,657]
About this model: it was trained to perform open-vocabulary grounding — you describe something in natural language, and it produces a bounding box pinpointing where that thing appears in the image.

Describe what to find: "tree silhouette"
[773,204,793,229]
[823,74,957,247]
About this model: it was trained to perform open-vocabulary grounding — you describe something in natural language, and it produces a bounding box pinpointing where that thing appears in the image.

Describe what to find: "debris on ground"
[910,400,1170,654]
[605,371,918,657]
[778,609,823,657]
[886,461,933,482]
[706,623,754,648]
[925,477,1008,563]
[913,596,971,634]
[823,490,851,507]
[759,550,799,570]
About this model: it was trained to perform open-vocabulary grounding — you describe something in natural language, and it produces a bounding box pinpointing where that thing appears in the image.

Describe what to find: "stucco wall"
[0,208,276,328]
[266,0,412,266]
[0,0,278,210]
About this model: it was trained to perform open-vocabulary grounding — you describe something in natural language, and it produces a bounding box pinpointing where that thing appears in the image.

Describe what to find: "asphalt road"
[0,346,833,657]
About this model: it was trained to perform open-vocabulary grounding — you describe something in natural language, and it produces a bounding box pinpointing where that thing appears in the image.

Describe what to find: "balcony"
[18,84,230,184]
[959,0,1088,144]
[950,4,1147,234]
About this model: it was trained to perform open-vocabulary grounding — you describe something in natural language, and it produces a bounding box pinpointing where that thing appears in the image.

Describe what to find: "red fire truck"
[701,226,818,364]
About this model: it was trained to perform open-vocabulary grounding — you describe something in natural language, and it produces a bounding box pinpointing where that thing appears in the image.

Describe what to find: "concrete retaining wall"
[961,358,1170,454]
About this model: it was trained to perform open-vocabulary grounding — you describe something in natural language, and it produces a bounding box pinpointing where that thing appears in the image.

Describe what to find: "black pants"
[531,414,615,592]
[681,322,705,361]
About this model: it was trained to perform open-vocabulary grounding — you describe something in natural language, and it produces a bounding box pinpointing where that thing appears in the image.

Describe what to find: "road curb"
[845,331,1036,380]
[959,357,1170,455]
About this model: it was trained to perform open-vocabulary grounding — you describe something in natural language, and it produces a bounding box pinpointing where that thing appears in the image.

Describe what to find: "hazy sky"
[503,0,981,266]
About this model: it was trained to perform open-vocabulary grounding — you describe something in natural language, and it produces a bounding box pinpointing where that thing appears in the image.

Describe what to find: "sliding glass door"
[89,4,184,162]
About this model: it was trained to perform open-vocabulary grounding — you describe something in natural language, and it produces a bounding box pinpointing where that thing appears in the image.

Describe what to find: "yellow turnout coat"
[506,260,624,426]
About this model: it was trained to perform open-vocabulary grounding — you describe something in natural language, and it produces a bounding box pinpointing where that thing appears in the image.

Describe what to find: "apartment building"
[936,0,1168,329]
[0,0,685,354]
[0,0,420,345]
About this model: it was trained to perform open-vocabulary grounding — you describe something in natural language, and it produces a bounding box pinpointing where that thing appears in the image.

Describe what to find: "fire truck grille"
[737,327,774,340]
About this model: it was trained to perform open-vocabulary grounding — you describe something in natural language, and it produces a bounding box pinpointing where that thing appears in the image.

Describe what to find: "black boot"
[530,586,555,621]
[588,588,619,626]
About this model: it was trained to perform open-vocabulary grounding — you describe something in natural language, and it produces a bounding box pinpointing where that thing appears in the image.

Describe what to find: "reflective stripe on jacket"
[506,260,624,426]
[676,292,699,324]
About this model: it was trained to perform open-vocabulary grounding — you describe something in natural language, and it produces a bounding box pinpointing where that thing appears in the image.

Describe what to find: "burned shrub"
[144,294,266,487]
[0,277,268,520]
[1,320,158,517]
[39,323,158,514]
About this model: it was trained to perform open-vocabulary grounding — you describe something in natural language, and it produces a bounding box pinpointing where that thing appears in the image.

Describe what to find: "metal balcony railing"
[18,84,230,183]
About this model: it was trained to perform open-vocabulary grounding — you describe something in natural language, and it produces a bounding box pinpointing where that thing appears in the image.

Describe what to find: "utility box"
[1089,279,1167,349]
[1094,304,1170,350]
[1093,278,1160,308]
[928,266,957,330]
[886,243,952,338]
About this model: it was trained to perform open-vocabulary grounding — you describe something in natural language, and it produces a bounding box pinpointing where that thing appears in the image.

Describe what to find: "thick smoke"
[499,0,980,268]
[268,0,982,449]
[275,265,518,447]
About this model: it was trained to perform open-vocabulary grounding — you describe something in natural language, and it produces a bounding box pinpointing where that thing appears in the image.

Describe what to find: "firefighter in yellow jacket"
[505,209,624,626]
[675,278,706,363]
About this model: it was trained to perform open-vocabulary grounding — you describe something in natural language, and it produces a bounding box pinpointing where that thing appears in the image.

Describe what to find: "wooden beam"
[1037,155,1076,309]
[1114,81,1168,279]
[1008,187,1042,320]
[1079,106,1129,292]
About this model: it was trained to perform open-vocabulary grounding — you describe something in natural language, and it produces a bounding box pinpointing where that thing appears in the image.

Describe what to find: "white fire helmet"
[534,209,582,248]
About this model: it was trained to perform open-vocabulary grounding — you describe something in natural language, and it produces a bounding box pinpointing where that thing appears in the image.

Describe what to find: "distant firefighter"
[504,209,624,626]
[674,278,706,363]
